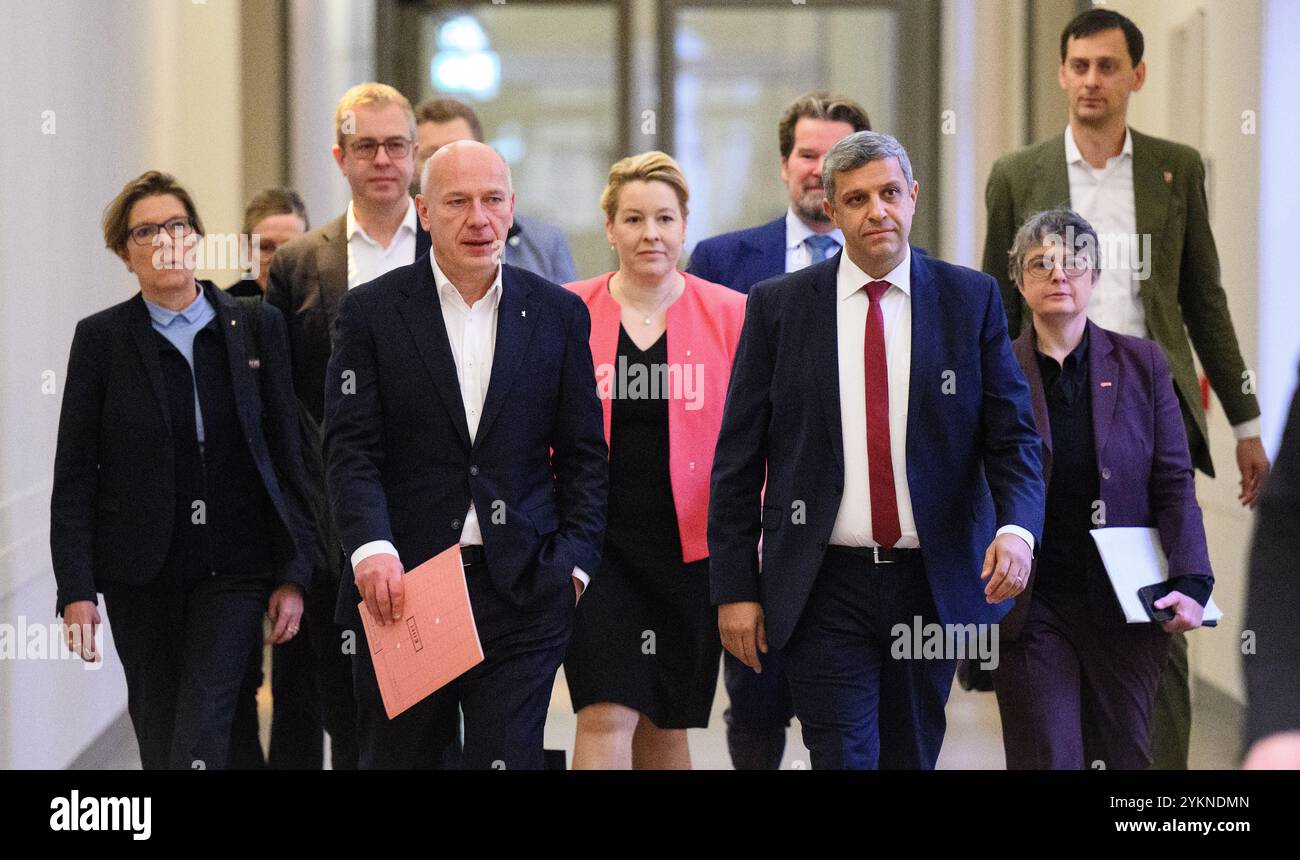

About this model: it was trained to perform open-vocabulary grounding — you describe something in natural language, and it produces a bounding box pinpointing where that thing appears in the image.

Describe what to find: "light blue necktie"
[805,234,839,264]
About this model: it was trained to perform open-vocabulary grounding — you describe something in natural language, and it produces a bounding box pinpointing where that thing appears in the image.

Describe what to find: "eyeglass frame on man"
[345,136,414,161]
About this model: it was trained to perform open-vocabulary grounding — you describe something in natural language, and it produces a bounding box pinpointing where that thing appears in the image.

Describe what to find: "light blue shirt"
[143,286,216,444]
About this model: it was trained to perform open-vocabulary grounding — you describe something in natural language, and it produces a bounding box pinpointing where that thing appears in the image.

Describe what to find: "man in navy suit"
[326,140,608,769]
[687,92,871,769]
[687,91,870,297]
[709,131,1045,769]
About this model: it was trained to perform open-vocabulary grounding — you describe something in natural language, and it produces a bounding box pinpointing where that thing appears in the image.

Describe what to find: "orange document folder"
[358,544,484,719]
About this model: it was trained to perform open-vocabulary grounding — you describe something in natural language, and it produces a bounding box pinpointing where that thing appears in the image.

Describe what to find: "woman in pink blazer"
[564,151,746,769]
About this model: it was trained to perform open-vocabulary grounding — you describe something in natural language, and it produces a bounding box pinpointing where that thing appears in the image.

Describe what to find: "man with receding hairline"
[326,140,608,769]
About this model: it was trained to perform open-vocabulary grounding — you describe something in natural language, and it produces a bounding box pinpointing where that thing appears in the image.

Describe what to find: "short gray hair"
[822,131,914,203]
[1008,207,1100,288]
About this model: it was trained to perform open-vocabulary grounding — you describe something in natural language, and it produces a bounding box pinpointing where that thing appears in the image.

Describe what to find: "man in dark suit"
[686,91,871,770]
[326,139,607,769]
[687,91,870,297]
[709,131,1045,770]
[414,97,577,285]
[265,83,431,769]
[980,7,1269,770]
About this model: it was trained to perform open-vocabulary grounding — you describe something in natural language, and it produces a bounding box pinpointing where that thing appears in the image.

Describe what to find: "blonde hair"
[600,151,689,223]
[334,82,416,147]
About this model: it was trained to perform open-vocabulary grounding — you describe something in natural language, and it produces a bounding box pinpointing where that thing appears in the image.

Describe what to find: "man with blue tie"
[688,92,870,296]
[708,132,1045,769]
[686,92,870,770]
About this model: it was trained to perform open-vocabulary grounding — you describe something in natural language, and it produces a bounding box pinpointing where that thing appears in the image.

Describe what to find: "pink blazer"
[566,271,746,563]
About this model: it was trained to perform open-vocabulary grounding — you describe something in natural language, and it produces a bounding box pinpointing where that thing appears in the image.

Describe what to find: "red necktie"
[864,280,901,548]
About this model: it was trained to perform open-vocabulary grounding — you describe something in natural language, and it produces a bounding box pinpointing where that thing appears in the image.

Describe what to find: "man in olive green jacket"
[982,8,1270,770]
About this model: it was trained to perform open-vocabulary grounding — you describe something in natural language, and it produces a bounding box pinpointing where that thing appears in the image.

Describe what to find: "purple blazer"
[1003,321,1213,639]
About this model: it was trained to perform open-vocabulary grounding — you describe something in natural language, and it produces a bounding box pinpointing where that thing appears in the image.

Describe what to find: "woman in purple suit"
[993,208,1212,770]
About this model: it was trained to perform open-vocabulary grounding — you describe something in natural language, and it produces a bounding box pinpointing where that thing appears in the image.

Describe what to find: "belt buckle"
[873,546,894,565]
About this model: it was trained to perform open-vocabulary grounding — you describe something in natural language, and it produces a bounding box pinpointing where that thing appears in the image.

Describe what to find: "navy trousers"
[352,553,573,770]
[102,569,269,770]
[783,548,956,770]
[722,649,794,769]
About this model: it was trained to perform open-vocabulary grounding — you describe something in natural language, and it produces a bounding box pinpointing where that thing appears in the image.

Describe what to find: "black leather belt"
[828,544,921,565]
[459,544,486,566]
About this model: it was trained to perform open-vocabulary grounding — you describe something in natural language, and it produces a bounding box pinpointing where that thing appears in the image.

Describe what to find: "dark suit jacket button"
[1101,467,1112,480]
[469,465,479,476]
[452,519,462,530]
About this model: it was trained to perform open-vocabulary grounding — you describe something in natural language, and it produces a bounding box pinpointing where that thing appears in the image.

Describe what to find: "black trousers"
[352,553,572,769]
[229,612,323,769]
[102,570,269,770]
[306,567,360,769]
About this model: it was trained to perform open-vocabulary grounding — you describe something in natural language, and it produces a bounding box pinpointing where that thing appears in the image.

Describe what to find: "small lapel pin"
[521,310,526,318]
[1100,381,1113,388]
[1162,170,1173,184]
[230,319,237,326]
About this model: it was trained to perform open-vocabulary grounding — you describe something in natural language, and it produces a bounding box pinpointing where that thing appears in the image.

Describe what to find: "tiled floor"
[92,650,1240,769]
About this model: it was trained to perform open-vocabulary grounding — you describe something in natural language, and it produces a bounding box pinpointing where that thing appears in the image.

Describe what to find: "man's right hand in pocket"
[719,601,767,673]
[355,553,405,624]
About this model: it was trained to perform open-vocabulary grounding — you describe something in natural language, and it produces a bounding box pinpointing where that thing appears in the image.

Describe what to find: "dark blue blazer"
[686,216,786,295]
[707,249,1046,649]
[50,281,313,613]
[324,257,608,626]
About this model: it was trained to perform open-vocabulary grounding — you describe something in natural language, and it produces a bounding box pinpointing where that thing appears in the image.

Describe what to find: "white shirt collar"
[837,246,912,302]
[430,254,503,310]
[1064,124,1133,168]
[785,206,844,250]
[346,197,418,245]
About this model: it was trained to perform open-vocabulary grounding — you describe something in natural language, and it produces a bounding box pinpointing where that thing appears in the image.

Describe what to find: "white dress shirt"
[1065,125,1143,338]
[785,207,845,273]
[1065,125,1259,440]
[346,197,418,290]
[829,248,1035,552]
[350,256,590,586]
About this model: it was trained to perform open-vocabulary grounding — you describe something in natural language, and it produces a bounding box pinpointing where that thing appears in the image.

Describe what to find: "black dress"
[564,325,721,728]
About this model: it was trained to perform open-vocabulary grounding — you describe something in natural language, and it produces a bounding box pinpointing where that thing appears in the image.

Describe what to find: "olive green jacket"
[982,128,1259,476]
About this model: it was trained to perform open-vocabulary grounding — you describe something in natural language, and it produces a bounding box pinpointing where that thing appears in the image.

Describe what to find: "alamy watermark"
[890,615,1000,671]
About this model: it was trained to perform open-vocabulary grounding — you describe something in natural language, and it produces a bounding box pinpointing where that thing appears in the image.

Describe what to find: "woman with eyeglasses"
[992,208,1213,769]
[50,171,314,769]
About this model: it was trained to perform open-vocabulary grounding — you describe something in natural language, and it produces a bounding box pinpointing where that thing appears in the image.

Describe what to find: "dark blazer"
[686,216,785,295]
[1002,321,1213,640]
[708,249,1046,650]
[324,257,608,627]
[266,212,431,423]
[1244,363,1300,746]
[50,281,312,613]
[982,129,1260,476]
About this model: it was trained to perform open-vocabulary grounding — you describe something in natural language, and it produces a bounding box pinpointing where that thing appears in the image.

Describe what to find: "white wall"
[0,0,243,769]
[288,0,377,226]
